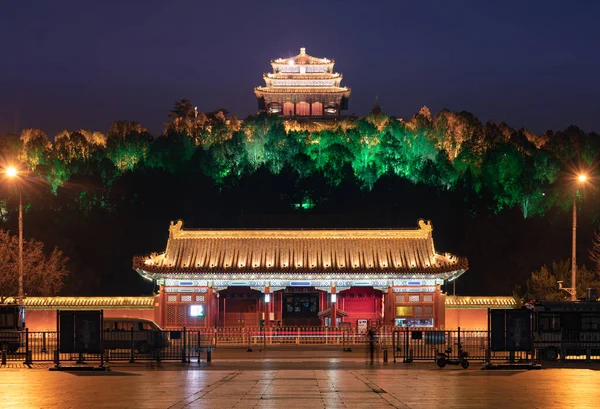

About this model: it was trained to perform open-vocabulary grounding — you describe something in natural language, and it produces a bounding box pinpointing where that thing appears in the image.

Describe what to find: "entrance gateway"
[133,220,468,329]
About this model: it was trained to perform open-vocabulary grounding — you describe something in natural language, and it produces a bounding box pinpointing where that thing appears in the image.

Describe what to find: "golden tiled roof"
[134,220,468,276]
[271,47,334,66]
[445,296,516,309]
[4,296,155,309]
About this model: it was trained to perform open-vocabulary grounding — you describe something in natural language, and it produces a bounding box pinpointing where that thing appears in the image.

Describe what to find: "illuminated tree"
[347,120,383,189]
[54,131,92,163]
[19,128,51,169]
[164,98,196,135]
[365,98,388,131]
[80,129,107,148]
[106,121,152,172]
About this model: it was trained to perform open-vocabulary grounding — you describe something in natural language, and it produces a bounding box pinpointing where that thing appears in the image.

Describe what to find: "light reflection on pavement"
[0,363,599,408]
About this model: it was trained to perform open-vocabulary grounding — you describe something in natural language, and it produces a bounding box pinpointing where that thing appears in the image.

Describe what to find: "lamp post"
[5,167,23,306]
[571,174,587,301]
[561,174,587,301]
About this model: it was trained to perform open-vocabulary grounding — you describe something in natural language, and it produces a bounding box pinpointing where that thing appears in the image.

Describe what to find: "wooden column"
[435,286,446,329]
[264,286,271,328]
[208,287,216,328]
[387,287,394,327]
[331,286,337,328]
[154,290,164,328]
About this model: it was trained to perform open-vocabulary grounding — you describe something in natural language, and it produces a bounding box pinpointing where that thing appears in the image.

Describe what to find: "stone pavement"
[0,361,599,408]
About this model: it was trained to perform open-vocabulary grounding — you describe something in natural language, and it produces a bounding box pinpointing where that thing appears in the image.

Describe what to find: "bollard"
[41,332,47,353]
[1,349,6,365]
[77,352,84,364]
[383,348,388,363]
[129,327,135,363]
[207,348,212,363]
[24,328,30,363]
[182,327,187,363]
[53,350,59,365]
[197,330,201,363]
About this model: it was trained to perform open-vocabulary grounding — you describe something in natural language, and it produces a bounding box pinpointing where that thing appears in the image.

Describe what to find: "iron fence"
[0,328,213,364]
[390,329,530,362]
[2,327,600,363]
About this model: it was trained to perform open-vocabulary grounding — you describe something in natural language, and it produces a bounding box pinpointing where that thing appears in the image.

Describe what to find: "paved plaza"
[0,359,599,409]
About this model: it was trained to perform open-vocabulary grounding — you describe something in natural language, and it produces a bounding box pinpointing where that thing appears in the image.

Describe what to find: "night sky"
[1,0,599,137]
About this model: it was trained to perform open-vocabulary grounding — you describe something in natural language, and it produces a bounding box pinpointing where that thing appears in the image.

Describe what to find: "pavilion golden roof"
[134,220,468,276]
[271,47,334,66]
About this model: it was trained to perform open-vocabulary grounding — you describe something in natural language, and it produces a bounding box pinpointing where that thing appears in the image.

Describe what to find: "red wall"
[25,309,155,331]
[444,308,488,330]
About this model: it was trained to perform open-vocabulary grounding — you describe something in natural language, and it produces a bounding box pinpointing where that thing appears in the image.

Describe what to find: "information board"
[58,310,103,354]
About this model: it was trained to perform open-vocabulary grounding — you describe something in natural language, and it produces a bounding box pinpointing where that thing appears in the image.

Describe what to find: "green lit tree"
[106,121,152,172]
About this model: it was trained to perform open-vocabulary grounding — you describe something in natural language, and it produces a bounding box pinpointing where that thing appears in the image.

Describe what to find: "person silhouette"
[367,327,376,364]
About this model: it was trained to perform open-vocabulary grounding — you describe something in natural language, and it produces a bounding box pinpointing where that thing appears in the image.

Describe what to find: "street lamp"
[5,167,23,306]
[560,173,588,301]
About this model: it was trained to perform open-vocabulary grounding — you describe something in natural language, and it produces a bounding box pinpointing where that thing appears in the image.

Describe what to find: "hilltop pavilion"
[254,47,351,118]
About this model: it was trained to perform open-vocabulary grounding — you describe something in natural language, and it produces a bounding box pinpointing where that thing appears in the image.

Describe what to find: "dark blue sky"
[1,0,599,137]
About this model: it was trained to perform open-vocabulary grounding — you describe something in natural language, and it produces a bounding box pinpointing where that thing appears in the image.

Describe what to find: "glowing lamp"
[264,294,271,303]
[331,294,337,303]
[6,167,17,177]
[578,174,587,182]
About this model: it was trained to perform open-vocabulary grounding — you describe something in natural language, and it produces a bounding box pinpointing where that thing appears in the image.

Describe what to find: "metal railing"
[390,328,529,362]
[0,328,213,364]
[2,327,600,363]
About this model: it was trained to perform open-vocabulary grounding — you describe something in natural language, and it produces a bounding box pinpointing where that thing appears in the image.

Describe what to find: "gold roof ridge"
[168,219,433,240]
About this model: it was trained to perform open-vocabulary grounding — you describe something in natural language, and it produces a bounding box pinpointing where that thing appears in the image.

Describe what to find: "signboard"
[357,319,368,334]
[392,287,436,293]
[59,310,103,354]
[189,305,205,317]
[164,279,209,287]
[490,309,531,352]
[506,310,531,351]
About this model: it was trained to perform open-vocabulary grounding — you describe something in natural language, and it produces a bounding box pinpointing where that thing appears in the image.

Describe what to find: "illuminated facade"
[254,47,351,117]
[133,220,467,329]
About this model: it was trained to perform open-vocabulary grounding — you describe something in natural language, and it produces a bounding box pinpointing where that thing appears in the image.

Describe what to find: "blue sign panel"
[289,281,312,287]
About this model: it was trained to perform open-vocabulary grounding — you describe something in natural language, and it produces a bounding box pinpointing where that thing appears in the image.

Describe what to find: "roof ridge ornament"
[170,220,184,238]
[300,47,306,55]
[418,219,433,232]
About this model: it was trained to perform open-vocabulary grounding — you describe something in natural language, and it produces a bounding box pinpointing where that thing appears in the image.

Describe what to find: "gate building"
[133,220,467,329]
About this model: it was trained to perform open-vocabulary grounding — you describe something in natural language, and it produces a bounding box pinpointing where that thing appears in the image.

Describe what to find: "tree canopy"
[1,98,600,296]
